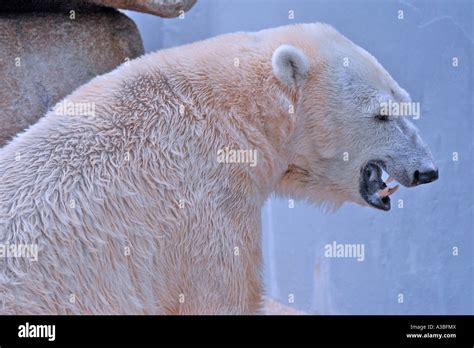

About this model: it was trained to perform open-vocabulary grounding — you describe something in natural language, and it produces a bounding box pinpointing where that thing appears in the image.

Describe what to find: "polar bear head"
[272,24,438,210]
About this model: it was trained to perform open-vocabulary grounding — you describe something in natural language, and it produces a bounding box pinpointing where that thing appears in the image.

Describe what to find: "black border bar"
[0,315,472,345]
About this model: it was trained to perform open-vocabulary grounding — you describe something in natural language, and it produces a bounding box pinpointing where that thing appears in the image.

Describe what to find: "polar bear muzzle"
[359,161,400,211]
[359,159,438,211]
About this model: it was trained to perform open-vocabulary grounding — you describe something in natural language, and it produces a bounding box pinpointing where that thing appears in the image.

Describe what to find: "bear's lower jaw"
[359,161,399,211]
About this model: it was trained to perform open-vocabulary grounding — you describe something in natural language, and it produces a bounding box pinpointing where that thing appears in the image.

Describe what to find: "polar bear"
[0,23,438,314]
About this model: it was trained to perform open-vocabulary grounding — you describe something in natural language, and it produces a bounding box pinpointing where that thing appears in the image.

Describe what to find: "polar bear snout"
[359,149,439,211]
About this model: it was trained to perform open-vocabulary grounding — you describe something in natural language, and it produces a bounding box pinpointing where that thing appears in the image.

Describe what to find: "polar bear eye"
[375,114,389,121]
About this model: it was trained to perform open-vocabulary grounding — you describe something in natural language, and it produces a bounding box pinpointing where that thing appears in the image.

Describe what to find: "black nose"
[413,169,439,185]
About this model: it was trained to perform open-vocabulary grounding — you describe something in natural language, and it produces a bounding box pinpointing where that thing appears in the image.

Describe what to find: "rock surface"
[88,0,197,18]
[0,0,197,17]
[0,9,144,146]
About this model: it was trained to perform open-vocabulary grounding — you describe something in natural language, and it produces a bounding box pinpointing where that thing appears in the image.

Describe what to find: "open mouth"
[359,161,400,211]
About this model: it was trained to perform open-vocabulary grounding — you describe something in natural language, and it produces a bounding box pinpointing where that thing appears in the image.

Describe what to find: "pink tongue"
[378,184,400,198]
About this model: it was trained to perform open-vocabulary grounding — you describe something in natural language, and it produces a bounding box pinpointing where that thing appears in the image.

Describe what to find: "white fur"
[0,23,436,314]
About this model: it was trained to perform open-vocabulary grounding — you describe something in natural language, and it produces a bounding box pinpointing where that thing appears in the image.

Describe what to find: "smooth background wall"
[127,0,473,314]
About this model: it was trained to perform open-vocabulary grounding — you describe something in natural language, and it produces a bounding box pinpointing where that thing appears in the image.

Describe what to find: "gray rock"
[0,9,144,146]
[0,0,197,17]
[87,0,197,18]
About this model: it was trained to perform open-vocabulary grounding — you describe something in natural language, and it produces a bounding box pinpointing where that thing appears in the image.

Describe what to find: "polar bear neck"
[72,30,301,203]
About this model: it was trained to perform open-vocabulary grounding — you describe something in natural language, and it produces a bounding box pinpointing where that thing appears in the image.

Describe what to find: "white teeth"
[385,176,394,183]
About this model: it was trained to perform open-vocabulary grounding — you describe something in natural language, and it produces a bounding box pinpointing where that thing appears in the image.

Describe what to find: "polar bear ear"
[272,45,309,86]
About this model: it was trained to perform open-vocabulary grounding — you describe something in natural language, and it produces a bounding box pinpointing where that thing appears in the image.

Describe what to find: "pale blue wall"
[127,0,473,314]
